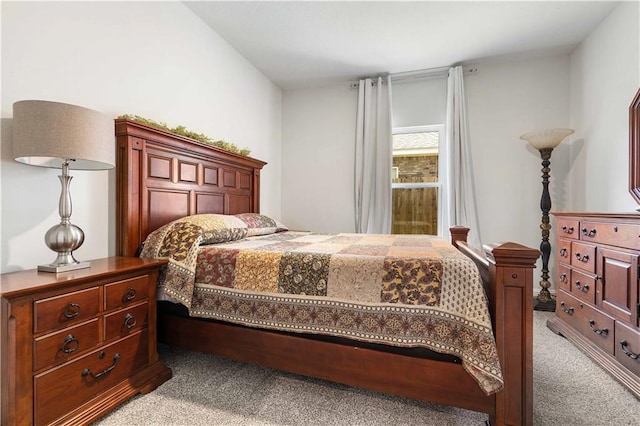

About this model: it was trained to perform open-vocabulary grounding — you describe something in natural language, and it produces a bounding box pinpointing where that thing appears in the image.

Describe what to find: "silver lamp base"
[38,161,91,274]
[38,261,91,273]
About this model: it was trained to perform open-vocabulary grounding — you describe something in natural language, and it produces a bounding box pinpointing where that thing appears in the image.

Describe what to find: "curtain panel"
[354,76,393,234]
[446,66,482,248]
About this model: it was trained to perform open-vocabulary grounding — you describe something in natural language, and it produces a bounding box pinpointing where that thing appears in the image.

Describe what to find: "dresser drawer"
[34,329,149,425]
[581,220,640,250]
[33,318,100,371]
[34,287,100,333]
[557,239,572,264]
[104,301,148,341]
[557,219,579,240]
[556,290,615,354]
[558,264,571,293]
[570,269,596,305]
[104,275,149,311]
[615,322,640,376]
[571,242,596,273]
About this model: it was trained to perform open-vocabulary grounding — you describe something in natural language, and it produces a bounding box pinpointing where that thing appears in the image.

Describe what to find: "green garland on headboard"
[118,114,251,156]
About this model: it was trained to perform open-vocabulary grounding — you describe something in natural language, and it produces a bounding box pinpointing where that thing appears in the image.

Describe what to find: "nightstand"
[1,257,172,425]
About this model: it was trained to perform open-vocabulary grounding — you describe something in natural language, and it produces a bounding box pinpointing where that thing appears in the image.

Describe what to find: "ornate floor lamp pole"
[521,128,574,311]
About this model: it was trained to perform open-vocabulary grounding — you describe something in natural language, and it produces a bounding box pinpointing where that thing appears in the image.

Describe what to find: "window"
[391,125,446,236]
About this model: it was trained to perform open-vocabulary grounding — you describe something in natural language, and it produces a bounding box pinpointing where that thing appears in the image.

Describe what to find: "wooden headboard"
[115,119,266,257]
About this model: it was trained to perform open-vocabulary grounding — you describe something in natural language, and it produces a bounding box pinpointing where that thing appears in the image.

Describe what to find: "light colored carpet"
[94,312,640,425]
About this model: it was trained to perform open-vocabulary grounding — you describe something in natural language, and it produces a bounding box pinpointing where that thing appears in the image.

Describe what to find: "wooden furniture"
[115,118,539,426]
[627,88,640,204]
[0,257,172,425]
[548,213,640,398]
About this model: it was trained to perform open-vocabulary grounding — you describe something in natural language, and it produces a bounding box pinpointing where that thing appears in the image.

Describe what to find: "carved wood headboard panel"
[115,119,266,257]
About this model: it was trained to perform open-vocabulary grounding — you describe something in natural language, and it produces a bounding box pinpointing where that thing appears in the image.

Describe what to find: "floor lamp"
[520,128,574,311]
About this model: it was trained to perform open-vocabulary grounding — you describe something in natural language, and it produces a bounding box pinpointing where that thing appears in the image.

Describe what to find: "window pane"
[392,187,438,235]
[392,131,439,184]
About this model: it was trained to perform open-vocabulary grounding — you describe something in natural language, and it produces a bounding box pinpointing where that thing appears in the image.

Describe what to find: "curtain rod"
[349,66,478,88]
[390,66,450,82]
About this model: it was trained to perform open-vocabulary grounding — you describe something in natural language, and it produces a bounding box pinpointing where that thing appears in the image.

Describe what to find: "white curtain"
[354,76,393,234]
[446,66,482,248]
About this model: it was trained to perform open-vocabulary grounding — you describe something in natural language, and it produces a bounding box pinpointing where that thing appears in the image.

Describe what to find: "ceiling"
[185,1,619,90]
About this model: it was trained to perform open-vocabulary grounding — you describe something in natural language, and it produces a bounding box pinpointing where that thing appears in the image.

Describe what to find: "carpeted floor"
[94,312,640,425]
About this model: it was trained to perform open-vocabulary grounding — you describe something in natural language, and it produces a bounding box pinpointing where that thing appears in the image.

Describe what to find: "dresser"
[1,257,172,425]
[547,213,640,397]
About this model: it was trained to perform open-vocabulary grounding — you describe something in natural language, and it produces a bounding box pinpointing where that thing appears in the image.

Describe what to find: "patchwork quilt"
[140,214,502,395]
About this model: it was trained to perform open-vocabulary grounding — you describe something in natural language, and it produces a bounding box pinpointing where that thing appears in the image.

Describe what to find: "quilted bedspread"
[141,217,502,395]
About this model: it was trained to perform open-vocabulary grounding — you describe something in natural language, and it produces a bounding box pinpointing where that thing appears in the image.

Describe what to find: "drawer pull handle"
[82,353,121,379]
[574,253,590,263]
[582,228,597,237]
[123,287,137,302]
[63,303,80,319]
[560,302,574,315]
[124,313,137,329]
[588,320,608,336]
[560,273,568,283]
[620,340,640,360]
[561,226,574,234]
[574,281,589,292]
[61,334,80,354]
[559,248,568,257]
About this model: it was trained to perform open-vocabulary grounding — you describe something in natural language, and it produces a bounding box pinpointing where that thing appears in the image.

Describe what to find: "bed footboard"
[451,226,539,426]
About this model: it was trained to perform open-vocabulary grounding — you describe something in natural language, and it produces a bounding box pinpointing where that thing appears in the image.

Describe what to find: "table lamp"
[12,100,114,272]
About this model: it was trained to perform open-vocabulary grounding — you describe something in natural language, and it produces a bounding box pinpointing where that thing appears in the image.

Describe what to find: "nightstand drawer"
[33,318,100,371]
[34,287,100,333]
[104,275,149,310]
[34,329,149,426]
[104,302,148,341]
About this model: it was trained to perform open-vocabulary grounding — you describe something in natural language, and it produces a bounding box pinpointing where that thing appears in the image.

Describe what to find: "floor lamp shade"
[520,128,574,150]
[12,100,115,272]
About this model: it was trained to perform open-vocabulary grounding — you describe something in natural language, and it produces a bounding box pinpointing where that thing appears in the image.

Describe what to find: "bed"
[115,118,539,426]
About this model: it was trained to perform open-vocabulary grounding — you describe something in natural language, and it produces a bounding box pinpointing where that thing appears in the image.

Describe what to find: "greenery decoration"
[119,114,251,156]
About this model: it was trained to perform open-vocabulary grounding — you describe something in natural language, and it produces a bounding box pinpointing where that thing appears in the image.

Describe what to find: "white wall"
[569,1,640,212]
[392,77,448,128]
[0,2,282,273]
[281,84,357,233]
[465,54,571,252]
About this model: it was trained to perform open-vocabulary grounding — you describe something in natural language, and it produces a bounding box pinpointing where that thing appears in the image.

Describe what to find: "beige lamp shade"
[520,128,574,150]
[12,100,115,170]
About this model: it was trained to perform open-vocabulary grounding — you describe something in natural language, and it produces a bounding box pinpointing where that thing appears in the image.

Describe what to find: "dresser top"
[552,212,640,220]
[0,257,167,298]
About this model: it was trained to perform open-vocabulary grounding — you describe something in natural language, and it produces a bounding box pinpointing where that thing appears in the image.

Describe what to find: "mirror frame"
[629,88,640,204]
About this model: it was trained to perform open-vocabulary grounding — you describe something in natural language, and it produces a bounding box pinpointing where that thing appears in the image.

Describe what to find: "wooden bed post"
[449,225,470,248]
[486,242,539,426]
